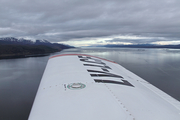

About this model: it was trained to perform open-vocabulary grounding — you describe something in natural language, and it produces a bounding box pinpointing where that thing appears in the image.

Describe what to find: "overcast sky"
[0,0,180,46]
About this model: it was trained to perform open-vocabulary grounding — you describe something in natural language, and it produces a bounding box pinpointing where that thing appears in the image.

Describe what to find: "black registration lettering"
[94,79,134,87]
[78,55,134,87]
[87,70,123,78]
[78,56,105,65]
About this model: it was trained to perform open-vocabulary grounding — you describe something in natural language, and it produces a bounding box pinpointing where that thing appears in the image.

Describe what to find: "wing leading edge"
[28,54,180,120]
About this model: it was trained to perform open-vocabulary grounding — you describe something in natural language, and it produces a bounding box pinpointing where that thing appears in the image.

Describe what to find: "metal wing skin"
[28,54,180,120]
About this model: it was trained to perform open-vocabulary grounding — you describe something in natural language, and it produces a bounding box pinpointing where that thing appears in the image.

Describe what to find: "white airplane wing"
[28,54,180,120]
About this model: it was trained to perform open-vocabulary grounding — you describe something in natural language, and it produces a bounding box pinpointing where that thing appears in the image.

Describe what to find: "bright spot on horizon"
[58,35,178,47]
[152,41,180,45]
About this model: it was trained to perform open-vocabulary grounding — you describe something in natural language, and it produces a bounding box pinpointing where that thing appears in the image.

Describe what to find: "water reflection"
[0,56,49,120]
[0,48,180,120]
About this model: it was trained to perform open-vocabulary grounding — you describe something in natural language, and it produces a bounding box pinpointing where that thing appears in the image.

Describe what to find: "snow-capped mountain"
[0,37,74,59]
[0,37,74,49]
[35,39,51,45]
[0,37,18,41]
[0,37,50,45]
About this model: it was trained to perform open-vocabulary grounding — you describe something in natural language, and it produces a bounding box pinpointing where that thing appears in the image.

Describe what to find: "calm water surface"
[0,48,180,120]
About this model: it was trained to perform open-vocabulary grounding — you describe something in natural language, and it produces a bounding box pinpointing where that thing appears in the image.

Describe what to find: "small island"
[0,37,74,59]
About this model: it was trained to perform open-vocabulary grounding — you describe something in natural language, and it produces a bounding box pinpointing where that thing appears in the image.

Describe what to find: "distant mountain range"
[0,37,74,49]
[91,44,180,49]
[0,37,74,59]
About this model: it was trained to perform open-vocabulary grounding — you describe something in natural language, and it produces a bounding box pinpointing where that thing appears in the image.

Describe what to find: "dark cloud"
[0,0,180,45]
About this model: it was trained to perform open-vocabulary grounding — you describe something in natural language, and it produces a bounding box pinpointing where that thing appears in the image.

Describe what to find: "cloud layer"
[0,0,180,46]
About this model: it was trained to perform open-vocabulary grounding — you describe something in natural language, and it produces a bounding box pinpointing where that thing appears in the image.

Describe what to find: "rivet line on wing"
[104,84,135,120]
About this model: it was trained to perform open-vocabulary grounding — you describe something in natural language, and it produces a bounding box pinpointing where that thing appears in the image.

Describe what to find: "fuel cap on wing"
[67,83,86,90]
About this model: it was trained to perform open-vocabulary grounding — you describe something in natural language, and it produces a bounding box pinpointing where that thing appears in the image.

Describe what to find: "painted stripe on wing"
[49,54,118,64]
